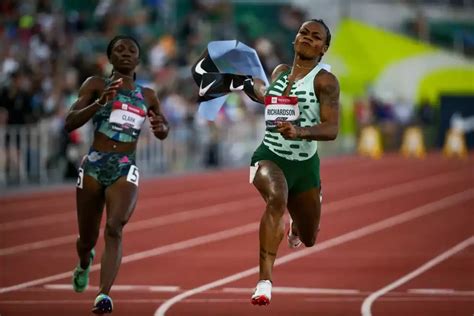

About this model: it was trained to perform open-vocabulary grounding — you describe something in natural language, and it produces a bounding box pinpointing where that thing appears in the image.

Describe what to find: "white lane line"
[0,298,251,305]
[307,297,474,302]
[407,289,474,296]
[0,222,259,294]
[154,189,474,316]
[1,179,470,294]
[1,168,466,256]
[0,197,261,256]
[44,284,180,292]
[0,163,461,229]
[38,284,474,297]
[0,157,382,230]
[0,182,252,230]
[2,296,473,305]
[222,287,360,295]
[323,168,467,214]
[41,284,359,295]
[361,235,474,316]
[0,178,252,216]
[0,213,74,232]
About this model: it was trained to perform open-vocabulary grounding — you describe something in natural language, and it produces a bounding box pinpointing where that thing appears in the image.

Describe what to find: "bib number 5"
[77,168,84,189]
[127,165,139,186]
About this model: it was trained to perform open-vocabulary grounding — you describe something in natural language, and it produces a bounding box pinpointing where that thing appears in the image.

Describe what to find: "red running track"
[0,152,473,316]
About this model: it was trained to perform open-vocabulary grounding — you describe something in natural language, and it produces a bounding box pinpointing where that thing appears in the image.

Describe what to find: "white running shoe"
[287,218,302,248]
[251,280,272,306]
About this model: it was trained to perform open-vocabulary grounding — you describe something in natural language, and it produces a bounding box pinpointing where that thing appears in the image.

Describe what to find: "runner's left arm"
[144,87,169,140]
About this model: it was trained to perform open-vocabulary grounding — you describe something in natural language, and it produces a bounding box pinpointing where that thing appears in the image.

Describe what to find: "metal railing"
[0,119,267,188]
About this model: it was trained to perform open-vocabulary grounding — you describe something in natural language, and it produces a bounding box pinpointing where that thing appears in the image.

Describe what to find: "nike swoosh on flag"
[229,79,243,91]
[199,80,217,96]
[195,59,206,75]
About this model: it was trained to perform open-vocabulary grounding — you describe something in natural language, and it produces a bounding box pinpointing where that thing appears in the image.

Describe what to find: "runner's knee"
[266,194,286,218]
[104,219,126,240]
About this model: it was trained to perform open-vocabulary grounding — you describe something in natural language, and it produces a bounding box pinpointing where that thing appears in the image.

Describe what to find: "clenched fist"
[276,121,301,140]
[148,109,169,139]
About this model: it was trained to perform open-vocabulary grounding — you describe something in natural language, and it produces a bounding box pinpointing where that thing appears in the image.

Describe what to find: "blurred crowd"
[0,0,308,182]
[0,0,310,130]
[0,0,464,185]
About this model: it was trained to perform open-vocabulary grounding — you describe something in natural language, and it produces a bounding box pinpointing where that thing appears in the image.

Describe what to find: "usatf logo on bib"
[109,101,146,136]
[264,96,300,128]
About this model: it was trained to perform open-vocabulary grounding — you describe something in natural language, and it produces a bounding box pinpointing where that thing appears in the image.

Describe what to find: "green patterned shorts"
[250,143,320,194]
[77,149,139,188]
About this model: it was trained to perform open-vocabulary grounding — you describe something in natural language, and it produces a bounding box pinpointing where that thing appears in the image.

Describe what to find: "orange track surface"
[0,153,473,316]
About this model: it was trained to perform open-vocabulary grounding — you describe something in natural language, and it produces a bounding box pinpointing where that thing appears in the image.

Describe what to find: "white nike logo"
[229,79,244,91]
[195,59,206,75]
[199,80,216,96]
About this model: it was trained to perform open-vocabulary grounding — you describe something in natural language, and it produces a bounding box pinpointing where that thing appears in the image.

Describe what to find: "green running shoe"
[72,249,95,293]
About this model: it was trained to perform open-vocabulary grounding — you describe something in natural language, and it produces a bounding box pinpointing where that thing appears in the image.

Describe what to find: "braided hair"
[310,19,331,47]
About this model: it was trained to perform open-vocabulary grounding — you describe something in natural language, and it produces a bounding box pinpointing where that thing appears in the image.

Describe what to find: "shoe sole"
[92,308,112,314]
[92,294,113,314]
[92,301,113,314]
[251,295,270,306]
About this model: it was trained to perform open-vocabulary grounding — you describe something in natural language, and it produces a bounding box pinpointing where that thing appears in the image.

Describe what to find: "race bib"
[77,167,84,189]
[109,101,146,136]
[264,96,300,129]
[126,165,139,186]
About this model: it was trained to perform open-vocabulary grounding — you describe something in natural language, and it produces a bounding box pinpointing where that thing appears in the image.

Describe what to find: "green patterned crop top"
[93,79,148,143]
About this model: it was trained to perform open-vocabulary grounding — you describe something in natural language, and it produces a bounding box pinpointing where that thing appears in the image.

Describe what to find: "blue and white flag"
[193,40,269,121]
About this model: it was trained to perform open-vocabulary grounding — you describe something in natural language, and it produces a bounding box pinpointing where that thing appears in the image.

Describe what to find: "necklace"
[295,64,315,70]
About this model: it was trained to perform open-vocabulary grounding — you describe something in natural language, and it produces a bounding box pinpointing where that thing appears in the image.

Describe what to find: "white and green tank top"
[263,64,324,161]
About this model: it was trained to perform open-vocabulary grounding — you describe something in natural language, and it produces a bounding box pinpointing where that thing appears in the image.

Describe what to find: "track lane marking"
[361,235,474,316]
[0,157,388,227]
[0,198,261,256]
[154,189,474,316]
[1,168,468,255]
[0,222,259,294]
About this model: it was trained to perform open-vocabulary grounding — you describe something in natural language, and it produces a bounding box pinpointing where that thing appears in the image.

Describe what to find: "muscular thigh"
[105,176,138,225]
[287,187,321,239]
[252,160,288,203]
[76,174,105,237]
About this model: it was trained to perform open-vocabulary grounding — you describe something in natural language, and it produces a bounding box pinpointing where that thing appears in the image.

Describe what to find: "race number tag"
[109,101,146,136]
[126,165,139,186]
[249,162,259,184]
[264,96,300,128]
[77,167,84,189]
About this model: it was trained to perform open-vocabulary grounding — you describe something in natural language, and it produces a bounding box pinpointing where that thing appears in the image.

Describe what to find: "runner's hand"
[276,121,299,139]
[148,109,169,137]
[98,78,123,105]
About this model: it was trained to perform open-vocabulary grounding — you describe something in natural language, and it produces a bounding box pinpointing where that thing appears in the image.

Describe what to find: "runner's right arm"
[65,77,122,132]
[250,64,290,103]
